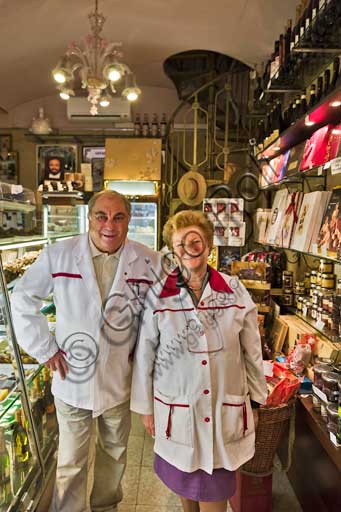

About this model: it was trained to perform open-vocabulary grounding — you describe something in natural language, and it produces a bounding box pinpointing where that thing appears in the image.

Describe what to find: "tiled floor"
[38,412,302,511]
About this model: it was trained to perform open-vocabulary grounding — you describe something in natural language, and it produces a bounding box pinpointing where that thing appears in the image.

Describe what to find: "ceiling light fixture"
[52,0,141,115]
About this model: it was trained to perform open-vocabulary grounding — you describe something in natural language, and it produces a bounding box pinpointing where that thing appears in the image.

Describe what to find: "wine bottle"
[331,57,340,90]
[0,427,11,508]
[11,408,30,493]
[134,113,141,137]
[300,93,308,116]
[151,113,159,137]
[308,83,317,108]
[294,95,302,122]
[42,368,57,434]
[312,0,319,19]
[284,19,292,67]
[34,377,47,443]
[290,101,297,125]
[323,68,331,96]
[29,388,43,446]
[160,113,167,138]
[316,76,324,102]
[142,114,150,137]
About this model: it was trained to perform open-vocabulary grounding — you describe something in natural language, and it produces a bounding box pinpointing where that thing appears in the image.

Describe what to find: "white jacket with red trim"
[11,234,161,417]
[131,267,268,474]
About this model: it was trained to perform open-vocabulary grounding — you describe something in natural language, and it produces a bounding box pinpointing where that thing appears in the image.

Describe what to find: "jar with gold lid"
[297,297,303,312]
[310,271,317,285]
[326,403,338,434]
[294,281,305,295]
[310,283,316,298]
[282,270,293,289]
[321,273,335,290]
[304,271,311,290]
[319,259,334,274]
[314,363,333,389]
[317,272,322,286]
[311,304,318,320]
[322,372,341,402]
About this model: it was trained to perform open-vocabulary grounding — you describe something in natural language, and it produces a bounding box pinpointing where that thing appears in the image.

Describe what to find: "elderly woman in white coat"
[131,210,267,512]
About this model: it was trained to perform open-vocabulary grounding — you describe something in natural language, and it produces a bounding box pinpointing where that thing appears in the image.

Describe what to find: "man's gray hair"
[88,190,131,216]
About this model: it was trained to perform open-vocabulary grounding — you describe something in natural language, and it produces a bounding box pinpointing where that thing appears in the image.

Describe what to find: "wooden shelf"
[254,241,341,265]
[240,279,271,290]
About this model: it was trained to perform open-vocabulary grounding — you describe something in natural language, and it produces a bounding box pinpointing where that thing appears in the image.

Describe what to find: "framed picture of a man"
[36,144,78,185]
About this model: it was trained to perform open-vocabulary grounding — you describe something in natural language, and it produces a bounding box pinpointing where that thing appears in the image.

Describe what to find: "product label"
[331,157,341,175]
[315,318,325,331]
[312,385,328,403]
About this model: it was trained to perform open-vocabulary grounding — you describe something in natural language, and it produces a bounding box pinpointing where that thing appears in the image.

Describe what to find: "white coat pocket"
[154,390,193,447]
[221,393,253,445]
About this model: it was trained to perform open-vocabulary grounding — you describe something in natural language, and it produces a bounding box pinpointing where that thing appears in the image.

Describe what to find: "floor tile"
[137,467,181,507]
[136,507,182,512]
[121,465,141,505]
[141,435,155,467]
[118,505,136,512]
[127,435,144,466]
[272,467,302,511]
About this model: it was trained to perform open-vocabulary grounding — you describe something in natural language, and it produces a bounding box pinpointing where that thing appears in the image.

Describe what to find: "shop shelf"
[286,306,341,347]
[254,241,341,265]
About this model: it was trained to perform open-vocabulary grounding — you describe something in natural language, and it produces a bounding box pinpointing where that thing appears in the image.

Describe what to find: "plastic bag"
[266,362,301,407]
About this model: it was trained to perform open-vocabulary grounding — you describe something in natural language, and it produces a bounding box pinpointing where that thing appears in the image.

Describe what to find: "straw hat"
[177,171,207,206]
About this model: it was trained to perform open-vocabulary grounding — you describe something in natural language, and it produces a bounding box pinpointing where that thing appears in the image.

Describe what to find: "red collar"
[159,266,233,298]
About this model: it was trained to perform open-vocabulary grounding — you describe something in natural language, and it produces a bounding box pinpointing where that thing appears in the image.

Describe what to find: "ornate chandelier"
[52,0,141,115]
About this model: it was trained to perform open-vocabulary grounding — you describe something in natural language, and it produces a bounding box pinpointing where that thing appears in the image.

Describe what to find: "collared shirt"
[89,235,123,300]
[176,266,211,306]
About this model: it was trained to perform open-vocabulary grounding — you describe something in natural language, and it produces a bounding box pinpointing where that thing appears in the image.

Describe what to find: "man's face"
[48,158,61,175]
[89,195,130,254]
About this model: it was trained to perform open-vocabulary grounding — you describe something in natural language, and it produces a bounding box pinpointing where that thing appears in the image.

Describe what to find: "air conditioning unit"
[66,97,131,122]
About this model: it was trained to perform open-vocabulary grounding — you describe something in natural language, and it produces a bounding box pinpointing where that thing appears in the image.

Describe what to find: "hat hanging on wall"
[177,171,207,206]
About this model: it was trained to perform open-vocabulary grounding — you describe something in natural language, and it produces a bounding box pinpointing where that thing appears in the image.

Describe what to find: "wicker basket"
[242,399,295,475]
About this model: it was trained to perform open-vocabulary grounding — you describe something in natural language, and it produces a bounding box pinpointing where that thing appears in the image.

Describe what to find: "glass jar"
[297,297,303,312]
[337,279,341,294]
[322,372,341,402]
[312,290,319,305]
[317,307,323,322]
[326,403,338,434]
[314,363,332,389]
[321,273,335,289]
[311,305,318,320]
[311,271,317,285]
[317,272,322,286]
[304,271,311,290]
[310,283,316,298]
[319,259,334,274]
[294,281,305,295]
[282,292,293,306]
[282,270,293,289]
[318,292,324,308]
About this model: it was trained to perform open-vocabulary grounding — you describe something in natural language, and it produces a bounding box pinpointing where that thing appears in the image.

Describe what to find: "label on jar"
[316,318,325,331]
[312,385,328,403]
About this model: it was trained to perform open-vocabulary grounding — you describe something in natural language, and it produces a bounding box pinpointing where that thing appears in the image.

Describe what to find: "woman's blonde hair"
[163,210,214,250]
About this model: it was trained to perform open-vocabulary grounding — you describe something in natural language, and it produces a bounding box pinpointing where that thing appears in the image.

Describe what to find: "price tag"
[323,161,331,170]
[312,385,328,403]
[331,157,341,175]
[316,319,325,331]
[317,165,323,176]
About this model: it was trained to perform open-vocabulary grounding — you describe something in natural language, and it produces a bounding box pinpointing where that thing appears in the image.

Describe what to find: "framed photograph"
[36,144,78,185]
[0,150,18,184]
[0,134,12,152]
[91,158,105,191]
[82,146,105,163]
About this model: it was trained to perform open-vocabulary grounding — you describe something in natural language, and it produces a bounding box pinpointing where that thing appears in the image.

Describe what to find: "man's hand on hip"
[45,350,69,380]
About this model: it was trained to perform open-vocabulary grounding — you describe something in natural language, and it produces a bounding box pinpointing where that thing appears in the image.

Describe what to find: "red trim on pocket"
[153,308,195,315]
[223,402,248,435]
[126,278,153,285]
[154,396,189,439]
[52,273,82,279]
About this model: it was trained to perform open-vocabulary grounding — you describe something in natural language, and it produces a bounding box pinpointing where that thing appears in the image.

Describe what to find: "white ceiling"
[0,0,298,110]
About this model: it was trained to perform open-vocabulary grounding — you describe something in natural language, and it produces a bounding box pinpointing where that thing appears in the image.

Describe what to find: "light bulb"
[100,98,110,107]
[126,91,138,102]
[53,71,66,84]
[60,91,70,100]
[108,68,121,82]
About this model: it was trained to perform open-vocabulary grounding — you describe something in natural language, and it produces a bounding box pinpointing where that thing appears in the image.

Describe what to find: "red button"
[204,417,210,423]
[202,360,207,366]
[200,301,205,305]
[203,389,209,395]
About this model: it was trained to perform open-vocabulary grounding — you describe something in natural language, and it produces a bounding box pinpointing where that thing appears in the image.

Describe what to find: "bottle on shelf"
[42,368,57,435]
[33,377,46,444]
[142,114,150,137]
[305,1,313,36]
[11,408,30,492]
[299,93,308,117]
[133,113,141,137]
[316,76,324,102]
[29,388,43,446]
[294,95,302,122]
[323,68,331,96]
[331,56,340,90]
[290,101,297,125]
[151,113,159,137]
[160,113,167,138]
[284,19,292,70]
[312,0,319,20]
[0,426,11,507]
[308,83,317,108]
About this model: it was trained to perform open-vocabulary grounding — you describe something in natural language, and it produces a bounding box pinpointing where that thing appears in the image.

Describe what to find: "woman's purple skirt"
[154,454,236,502]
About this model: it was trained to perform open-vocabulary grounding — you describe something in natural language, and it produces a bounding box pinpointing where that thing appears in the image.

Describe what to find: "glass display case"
[42,204,88,240]
[0,255,57,511]
[128,202,158,250]
[0,184,37,238]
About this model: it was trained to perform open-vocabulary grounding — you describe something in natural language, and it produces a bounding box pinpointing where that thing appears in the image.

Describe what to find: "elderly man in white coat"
[11,190,162,512]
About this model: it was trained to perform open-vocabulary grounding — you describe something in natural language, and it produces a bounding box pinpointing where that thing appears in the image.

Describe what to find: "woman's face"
[172,225,210,275]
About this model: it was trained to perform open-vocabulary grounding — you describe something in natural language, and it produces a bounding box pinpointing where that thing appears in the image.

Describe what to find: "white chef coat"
[89,236,123,300]
[11,233,162,417]
[131,267,268,474]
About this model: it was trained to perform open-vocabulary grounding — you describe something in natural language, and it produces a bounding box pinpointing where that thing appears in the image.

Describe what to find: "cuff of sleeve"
[250,400,261,409]
[35,334,60,364]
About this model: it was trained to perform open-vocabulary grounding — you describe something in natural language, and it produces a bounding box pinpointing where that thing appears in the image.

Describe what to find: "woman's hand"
[142,414,155,437]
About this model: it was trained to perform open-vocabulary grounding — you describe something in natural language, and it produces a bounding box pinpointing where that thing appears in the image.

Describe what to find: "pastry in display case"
[0,184,38,238]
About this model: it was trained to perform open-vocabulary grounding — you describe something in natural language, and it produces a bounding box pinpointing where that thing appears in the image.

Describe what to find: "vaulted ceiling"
[0,0,298,110]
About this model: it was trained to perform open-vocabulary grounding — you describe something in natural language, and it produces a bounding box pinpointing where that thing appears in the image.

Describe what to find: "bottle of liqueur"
[294,95,302,123]
[160,113,167,138]
[0,426,11,507]
[331,56,340,90]
[316,76,324,102]
[290,101,297,125]
[299,93,308,117]
[142,114,150,137]
[134,113,141,137]
[151,113,159,137]
[34,377,46,439]
[12,409,30,493]
[312,0,319,20]
[29,384,44,447]
[284,19,292,71]
[308,83,317,108]
[42,368,56,434]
